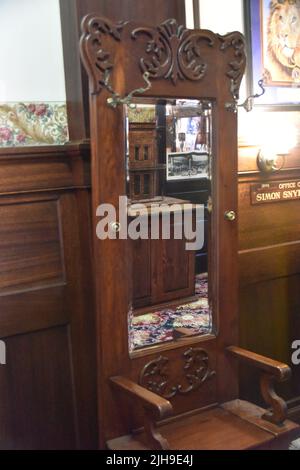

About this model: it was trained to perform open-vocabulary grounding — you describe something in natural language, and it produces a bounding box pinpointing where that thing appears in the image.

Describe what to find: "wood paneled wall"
[3,142,299,448]
[0,144,97,449]
[238,147,300,421]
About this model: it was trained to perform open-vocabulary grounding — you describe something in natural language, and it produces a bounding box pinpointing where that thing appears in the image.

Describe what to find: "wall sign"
[251,181,300,205]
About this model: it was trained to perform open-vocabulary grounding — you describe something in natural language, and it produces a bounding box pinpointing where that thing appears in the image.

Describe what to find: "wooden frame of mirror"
[80,16,246,446]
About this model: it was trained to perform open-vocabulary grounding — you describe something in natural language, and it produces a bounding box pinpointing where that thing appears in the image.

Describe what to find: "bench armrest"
[227,346,291,381]
[110,376,173,420]
[227,346,291,425]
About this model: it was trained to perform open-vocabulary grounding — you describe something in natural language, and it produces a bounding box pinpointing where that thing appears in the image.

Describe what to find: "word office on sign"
[251,181,300,205]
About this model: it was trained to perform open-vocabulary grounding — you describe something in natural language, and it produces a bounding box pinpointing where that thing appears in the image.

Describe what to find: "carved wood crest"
[80,16,246,98]
[139,348,216,399]
[218,33,246,99]
[131,19,214,85]
[80,15,126,94]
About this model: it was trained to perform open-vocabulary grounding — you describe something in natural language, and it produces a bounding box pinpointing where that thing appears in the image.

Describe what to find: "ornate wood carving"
[178,348,216,395]
[139,349,216,398]
[80,15,126,95]
[260,373,289,425]
[219,32,246,100]
[80,17,246,100]
[139,356,178,399]
[132,19,214,85]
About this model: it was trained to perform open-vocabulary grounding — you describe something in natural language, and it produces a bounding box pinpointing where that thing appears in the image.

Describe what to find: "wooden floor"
[107,400,300,450]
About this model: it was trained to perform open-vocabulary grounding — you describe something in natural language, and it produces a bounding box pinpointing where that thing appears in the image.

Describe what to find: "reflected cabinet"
[80,16,300,449]
[126,99,212,348]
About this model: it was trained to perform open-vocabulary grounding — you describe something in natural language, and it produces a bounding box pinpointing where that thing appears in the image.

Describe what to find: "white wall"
[199,0,244,34]
[198,0,246,99]
[0,0,66,102]
[185,0,195,29]
[0,0,245,103]
[185,0,244,33]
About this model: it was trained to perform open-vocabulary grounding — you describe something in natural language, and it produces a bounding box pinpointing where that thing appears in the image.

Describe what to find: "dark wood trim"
[0,143,91,196]
[0,142,90,157]
[59,0,90,141]
[238,168,300,182]
[193,0,200,28]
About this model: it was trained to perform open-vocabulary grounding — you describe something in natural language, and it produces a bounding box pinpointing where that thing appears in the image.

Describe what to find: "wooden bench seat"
[107,400,299,450]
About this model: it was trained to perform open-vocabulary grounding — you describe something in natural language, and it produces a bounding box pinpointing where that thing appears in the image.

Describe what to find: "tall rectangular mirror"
[126,98,213,352]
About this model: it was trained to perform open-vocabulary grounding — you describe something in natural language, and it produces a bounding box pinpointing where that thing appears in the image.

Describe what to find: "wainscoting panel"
[238,168,300,421]
[0,198,64,294]
[0,144,97,449]
[0,326,76,450]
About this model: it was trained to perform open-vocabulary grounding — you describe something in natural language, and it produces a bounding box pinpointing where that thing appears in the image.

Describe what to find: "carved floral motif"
[139,348,215,398]
[80,16,246,99]
[80,15,126,94]
[139,356,178,399]
[219,33,246,99]
[132,19,214,85]
[178,348,216,394]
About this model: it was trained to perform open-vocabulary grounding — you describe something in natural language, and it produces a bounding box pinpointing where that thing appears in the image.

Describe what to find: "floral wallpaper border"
[0,102,69,147]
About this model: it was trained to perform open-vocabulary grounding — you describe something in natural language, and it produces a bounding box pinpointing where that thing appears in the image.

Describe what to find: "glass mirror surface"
[126,98,213,352]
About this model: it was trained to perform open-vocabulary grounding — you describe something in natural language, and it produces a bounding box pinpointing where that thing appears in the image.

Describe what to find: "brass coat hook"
[103,71,152,108]
[225,79,265,113]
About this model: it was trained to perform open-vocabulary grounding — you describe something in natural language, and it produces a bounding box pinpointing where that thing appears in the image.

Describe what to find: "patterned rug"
[129,274,210,350]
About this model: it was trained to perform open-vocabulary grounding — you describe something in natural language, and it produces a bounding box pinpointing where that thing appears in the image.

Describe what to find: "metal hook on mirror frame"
[105,70,152,109]
[225,79,265,113]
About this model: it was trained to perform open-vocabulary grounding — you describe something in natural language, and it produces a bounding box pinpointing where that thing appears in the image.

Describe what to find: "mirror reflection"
[127,99,213,352]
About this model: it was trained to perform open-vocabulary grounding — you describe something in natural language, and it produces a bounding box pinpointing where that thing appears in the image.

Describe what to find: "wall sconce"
[256,125,297,173]
[256,149,286,173]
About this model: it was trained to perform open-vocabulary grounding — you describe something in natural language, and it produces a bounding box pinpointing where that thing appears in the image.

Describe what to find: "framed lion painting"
[245,0,300,107]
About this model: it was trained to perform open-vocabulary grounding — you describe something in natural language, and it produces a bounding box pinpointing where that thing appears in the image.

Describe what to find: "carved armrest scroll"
[227,346,291,425]
[110,376,173,449]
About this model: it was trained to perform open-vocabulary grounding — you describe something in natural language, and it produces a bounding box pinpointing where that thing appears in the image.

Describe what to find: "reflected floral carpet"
[130,274,210,350]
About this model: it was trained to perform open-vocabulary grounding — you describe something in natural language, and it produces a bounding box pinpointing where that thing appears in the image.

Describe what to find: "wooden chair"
[80,15,300,450]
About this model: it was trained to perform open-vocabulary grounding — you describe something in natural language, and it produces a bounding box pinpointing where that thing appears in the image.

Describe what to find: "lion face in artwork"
[268,0,300,71]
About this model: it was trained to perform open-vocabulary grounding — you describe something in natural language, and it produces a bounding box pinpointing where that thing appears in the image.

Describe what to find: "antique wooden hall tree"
[80,13,300,449]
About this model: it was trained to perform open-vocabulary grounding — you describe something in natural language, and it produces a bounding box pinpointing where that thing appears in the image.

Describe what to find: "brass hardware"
[206,196,213,214]
[224,210,236,221]
[110,222,121,233]
[225,102,239,113]
[257,150,285,173]
[225,78,265,113]
[105,71,152,108]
